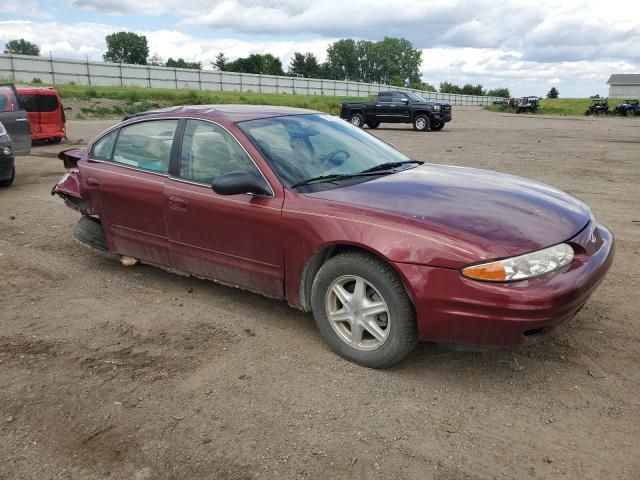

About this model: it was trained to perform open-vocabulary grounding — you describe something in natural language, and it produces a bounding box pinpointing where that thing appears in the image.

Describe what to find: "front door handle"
[86,177,101,188]
[15,118,29,122]
[169,196,189,211]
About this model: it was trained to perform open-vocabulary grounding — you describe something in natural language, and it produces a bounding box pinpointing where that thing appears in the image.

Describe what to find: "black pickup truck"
[339,90,452,131]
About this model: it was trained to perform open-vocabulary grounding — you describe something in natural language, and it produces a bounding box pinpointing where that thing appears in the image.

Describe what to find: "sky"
[1,0,639,97]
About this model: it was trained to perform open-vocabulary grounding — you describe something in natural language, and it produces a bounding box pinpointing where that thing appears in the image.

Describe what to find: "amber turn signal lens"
[462,262,506,281]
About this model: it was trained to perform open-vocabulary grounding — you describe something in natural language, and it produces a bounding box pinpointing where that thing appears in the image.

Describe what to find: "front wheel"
[366,121,380,129]
[349,113,364,128]
[311,252,418,368]
[412,114,430,132]
[430,120,445,131]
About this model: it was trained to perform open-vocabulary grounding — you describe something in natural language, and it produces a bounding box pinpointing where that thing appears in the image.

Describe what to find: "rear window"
[21,94,60,112]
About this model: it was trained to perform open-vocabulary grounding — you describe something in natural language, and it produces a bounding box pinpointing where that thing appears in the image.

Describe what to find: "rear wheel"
[349,113,364,128]
[50,137,63,144]
[413,114,430,132]
[366,120,380,129]
[311,252,418,368]
[0,167,14,187]
[74,216,113,257]
[430,120,445,131]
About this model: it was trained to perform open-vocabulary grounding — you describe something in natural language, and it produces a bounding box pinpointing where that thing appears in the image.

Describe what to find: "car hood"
[307,164,591,259]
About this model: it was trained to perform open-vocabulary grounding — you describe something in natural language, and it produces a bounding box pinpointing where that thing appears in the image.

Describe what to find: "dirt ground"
[1,107,639,480]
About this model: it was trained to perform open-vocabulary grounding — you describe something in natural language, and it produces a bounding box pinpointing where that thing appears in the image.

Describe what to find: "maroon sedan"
[53,105,614,368]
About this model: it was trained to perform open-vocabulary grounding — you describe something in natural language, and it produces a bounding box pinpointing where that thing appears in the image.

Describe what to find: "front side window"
[112,120,178,173]
[0,86,20,112]
[238,114,411,187]
[179,119,260,185]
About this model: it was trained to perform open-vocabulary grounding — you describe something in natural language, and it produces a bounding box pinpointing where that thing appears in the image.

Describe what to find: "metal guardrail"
[0,53,507,106]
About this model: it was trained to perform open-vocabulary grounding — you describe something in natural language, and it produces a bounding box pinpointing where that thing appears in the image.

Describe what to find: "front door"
[0,84,31,155]
[165,119,285,298]
[82,119,179,267]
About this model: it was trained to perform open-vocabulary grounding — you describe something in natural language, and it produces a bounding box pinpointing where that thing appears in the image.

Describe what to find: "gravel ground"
[1,108,639,480]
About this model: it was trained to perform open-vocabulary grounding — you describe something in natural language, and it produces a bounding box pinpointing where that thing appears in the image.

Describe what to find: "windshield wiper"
[359,160,423,174]
[291,171,390,188]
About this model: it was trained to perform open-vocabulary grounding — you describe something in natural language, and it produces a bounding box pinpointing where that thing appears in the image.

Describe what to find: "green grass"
[485,98,628,116]
[51,84,365,116]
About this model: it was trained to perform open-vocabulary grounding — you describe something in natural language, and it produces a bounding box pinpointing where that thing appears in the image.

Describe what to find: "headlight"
[433,105,441,111]
[462,243,574,282]
[0,122,6,136]
[2,146,11,156]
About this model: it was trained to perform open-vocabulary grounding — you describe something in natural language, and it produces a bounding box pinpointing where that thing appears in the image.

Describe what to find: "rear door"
[82,119,179,266]
[0,84,31,155]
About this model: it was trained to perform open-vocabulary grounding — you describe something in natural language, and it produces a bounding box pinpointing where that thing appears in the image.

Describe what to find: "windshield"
[405,92,427,102]
[237,114,412,187]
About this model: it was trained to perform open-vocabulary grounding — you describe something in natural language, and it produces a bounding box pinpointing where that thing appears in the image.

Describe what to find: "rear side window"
[378,93,392,102]
[91,129,118,161]
[112,120,178,174]
[179,119,259,185]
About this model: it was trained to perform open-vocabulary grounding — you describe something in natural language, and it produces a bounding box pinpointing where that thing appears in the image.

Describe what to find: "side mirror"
[211,170,271,197]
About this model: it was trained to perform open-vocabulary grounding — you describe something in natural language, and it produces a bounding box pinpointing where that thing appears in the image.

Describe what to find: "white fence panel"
[0,53,507,105]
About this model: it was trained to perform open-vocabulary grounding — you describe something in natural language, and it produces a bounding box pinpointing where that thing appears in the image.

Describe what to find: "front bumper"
[0,149,15,181]
[394,222,614,347]
[432,112,452,123]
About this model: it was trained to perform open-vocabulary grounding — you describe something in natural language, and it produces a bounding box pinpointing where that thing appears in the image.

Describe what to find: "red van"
[17,87,66,143]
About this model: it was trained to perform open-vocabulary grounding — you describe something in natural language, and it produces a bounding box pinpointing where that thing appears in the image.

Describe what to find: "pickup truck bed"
[340,90,452,132]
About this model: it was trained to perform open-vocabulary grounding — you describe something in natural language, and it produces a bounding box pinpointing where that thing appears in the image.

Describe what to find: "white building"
[607,74,640,99]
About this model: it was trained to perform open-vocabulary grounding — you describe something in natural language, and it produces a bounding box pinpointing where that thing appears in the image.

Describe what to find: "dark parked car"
[0,121,15,187]
[0,83,31,156]
[516,96,540,113]
[340,91,452,131]
[53,105,614,368]
[612,99,640,116]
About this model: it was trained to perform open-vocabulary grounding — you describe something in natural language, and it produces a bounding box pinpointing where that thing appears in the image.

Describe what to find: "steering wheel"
[320,149,351,170]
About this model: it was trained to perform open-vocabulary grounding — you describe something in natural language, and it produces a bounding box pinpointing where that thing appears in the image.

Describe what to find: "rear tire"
[0,167,14,187]
[349,113,364,128]
[413,114,430,132]
[311,252,418,368]
[74,216,112,257]
[50,137,63,144]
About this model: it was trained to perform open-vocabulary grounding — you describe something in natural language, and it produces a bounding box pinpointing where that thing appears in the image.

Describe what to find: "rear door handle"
[169,196,189,211]
[15,118,29,122]
[86,177,101,187]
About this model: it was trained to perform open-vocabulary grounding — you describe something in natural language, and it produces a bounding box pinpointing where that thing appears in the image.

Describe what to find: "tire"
[348,113,364,128]
[430,120,445,131]
[366,121,380,129]
[74,216,111,255]
[412,114,430,131]
[311,252,418,368]
[50,137,62,144]
[0,167,14,187]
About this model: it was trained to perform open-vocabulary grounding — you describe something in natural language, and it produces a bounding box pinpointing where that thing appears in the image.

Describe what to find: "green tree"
[547,86,559,98]
[212,52,228,71]
[461,83,485,95]
[288,52,321,78]
[439,81,462,94]
[410,81,436,92]
[148,53,164,66]
[226,53,284,75]
[4,39,40,56]
[166,58,202,70]
[486,87,510,98]
[325,39,360,80]
[103,32,149,65]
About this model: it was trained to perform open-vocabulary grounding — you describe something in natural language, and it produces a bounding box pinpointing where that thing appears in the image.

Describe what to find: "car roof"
[16,86,59,95]
[125,104,320,123]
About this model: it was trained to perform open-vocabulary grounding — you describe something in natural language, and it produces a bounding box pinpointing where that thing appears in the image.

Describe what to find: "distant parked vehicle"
[17,86,66,143]
[493,98,508,106]
[584,99,610,116]
[0,83,31,156]
[516,97,540,113]
[0,121,16,186]
[340,91,452,131]
[612,99,640,116]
